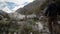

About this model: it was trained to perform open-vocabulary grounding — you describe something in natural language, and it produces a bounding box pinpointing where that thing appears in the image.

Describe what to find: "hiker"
[44,0,59,34]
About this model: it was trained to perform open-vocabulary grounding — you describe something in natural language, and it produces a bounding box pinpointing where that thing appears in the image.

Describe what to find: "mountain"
[0,10,9,18]
[0,1,33,13]
[16,0,47,14]
[2,6,14,13]
[0,10,8,15]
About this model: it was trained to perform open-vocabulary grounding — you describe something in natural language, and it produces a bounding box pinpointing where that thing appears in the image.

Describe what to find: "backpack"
[44,3,57,16]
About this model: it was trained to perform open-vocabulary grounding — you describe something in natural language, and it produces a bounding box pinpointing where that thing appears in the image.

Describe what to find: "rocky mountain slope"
[0,10,9,19]
[16,0,48,15]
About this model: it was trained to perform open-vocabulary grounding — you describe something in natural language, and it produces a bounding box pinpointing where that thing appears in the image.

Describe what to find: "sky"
[0,0,34,13]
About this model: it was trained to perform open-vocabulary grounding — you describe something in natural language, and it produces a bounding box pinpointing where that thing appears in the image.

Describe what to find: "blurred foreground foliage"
[0,0,60,34]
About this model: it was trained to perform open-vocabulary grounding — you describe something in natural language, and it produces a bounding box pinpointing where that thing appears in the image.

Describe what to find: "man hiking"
[44,0,59,34]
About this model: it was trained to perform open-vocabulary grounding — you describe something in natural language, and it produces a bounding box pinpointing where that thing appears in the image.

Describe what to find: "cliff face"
[16,0,47,14]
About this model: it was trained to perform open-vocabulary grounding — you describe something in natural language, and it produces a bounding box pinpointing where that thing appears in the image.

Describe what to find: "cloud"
[0,2,19,10]
[27,0,34,2]
[5,0,27,5]
[5,2,19,10]
[0,0,35,13]
[0,0,5,2]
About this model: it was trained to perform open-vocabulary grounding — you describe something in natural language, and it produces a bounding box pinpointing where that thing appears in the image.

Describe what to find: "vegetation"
[0,0,60,34]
